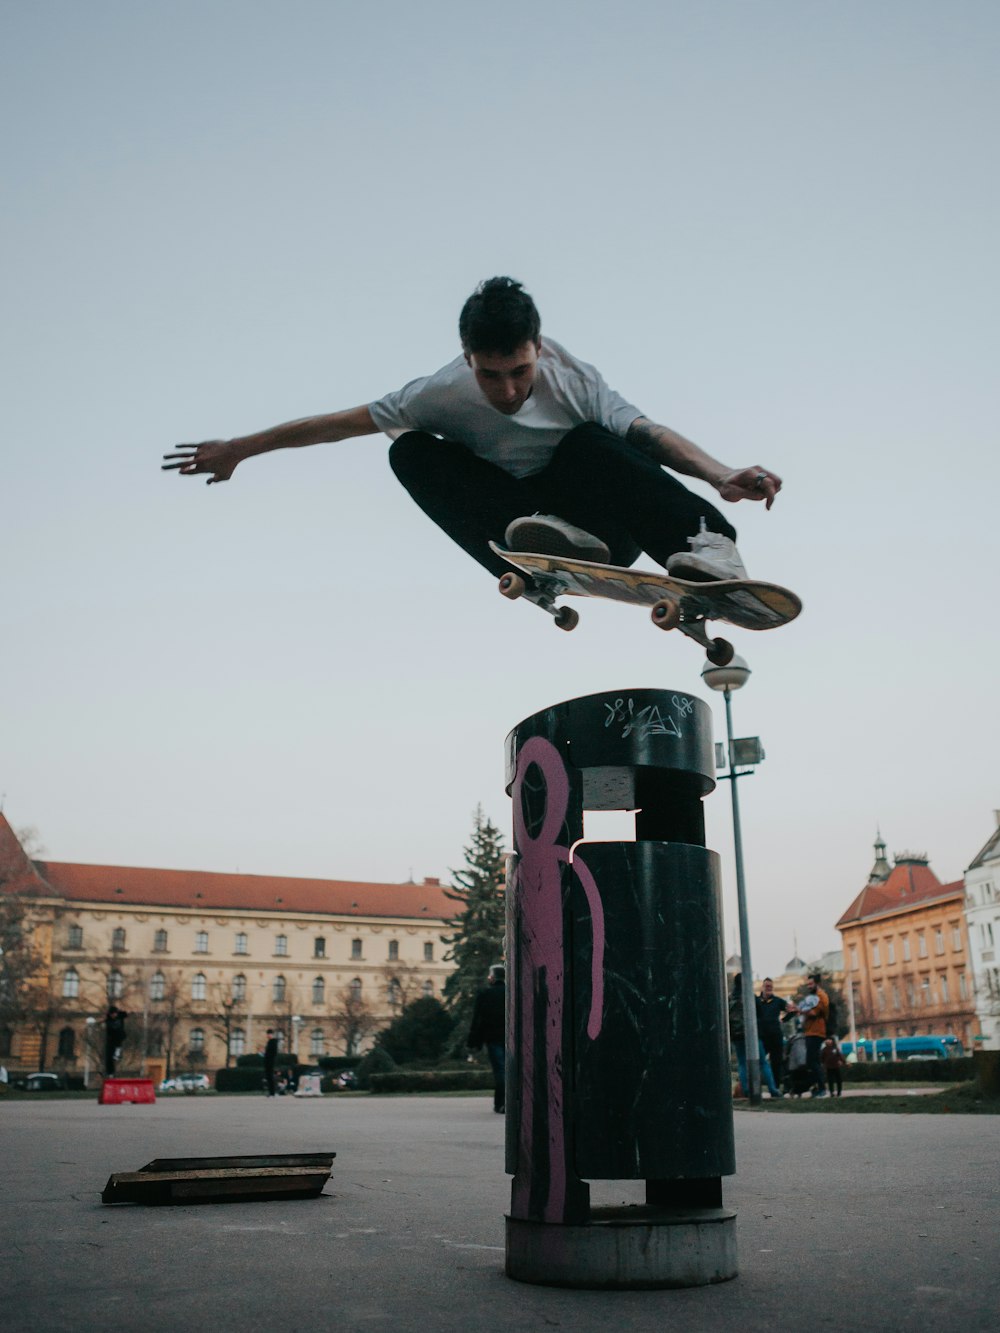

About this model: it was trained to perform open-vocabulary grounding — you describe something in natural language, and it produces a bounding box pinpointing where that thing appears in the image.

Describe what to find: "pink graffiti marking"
[510,735,605,1222]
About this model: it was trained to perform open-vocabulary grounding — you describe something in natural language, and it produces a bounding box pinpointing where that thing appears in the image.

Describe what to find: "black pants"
[389,423,736,580]
[805,1036,827,1093]
[826,1068,843,1096]
[264,1064,276,1096]
[486,1042,506,1112]
[760,1030,784,1087]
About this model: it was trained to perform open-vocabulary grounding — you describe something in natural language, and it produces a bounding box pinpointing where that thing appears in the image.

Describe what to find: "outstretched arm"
[162,404,380,485]
[625,416,782,509]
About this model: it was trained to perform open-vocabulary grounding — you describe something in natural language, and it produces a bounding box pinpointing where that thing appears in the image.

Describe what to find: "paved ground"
[3,1093,998,1332]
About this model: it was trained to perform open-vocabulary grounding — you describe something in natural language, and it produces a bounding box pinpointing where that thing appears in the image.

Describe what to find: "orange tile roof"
[836,860,963,928]
[1,814,455,921]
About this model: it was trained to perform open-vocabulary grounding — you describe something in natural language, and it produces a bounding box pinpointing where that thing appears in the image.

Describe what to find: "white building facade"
[964,812,1000,1050]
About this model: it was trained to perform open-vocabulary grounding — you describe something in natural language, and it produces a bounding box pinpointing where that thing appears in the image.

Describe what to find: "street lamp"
[83,1016,97,1089]
[291,1015,303,1059]
[702,653,766,1105]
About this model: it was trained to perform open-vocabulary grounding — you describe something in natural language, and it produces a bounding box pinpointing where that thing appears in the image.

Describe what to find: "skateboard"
[489,542,801,666]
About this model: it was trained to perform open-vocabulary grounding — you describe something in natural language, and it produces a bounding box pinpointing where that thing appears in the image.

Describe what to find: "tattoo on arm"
[626,417,664,458]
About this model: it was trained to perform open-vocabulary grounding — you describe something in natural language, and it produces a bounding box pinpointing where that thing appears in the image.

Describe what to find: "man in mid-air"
[164,277,782,584]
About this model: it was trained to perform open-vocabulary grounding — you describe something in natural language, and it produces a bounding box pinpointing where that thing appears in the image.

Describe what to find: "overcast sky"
[3,1,998,977]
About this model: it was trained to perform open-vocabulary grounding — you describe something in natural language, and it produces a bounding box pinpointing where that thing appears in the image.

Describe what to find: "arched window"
[424,941,434,961]
[192,972,207,1002]
[150,971,165,1001]
[312,976,325,1005]
[314,937,326,958]
[234,932,248,955]
[350,977,362,1001]
[63,968,80,999]
[112,927,126,951]
[153,928,168,952]
[351,938,363,960]
[57,1026,76,1059]
[67,924,83,949]
[232,973,247,1002]
[107,969,124,1000]
[388,939,399,961]
[422,980,434,996]
[387,977,401,1007]
[310,1027,325,1057]
[275,934,288,957]
[273,975,286,1003]
[195,931,209,954]
[230,1027,246,1057]
[189,1027,205,1054]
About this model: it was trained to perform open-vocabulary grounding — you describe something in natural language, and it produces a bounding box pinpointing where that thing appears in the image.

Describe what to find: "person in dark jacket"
[756,976,796,1088]
[263,1029,280,1097]
[467,965,506,1113]
[104,1005,128,1077]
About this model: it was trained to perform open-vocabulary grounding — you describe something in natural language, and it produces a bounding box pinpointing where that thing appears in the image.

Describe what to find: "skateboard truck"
[499,571,580,632]
[650,597,735,665]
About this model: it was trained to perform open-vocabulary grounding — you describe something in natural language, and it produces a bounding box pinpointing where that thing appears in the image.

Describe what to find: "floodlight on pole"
[701,653,764,1106]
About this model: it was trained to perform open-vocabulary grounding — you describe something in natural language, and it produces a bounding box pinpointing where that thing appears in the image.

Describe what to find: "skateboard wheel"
[651,599,681,631]
[706,638,735,667]
[554,606,579,631]
[499,573,526,600]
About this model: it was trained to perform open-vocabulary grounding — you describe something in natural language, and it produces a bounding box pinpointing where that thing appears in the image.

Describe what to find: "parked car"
[21,1072,65,1091]
[177,1073,211,1091]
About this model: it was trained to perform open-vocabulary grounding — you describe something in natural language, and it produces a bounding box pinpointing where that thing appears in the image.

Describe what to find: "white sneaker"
[504,514,610,564]
[666,518,749,582]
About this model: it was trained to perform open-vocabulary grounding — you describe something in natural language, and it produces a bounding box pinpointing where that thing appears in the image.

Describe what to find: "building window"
[958,971,968,999]
[350,977,362,1001]
[314,937,326,959]
[63,968,80,999]
[107,969,124,1000]
[231,1027,246,1057]
[312,977,325,1005]
[195,931,209,953]
[849,945,858,970]
[951,923,962,950]
[67,924,83,949]
[189,1027,205,1054]
[153,929,168,952]
[917,933,927,958]
[57,1027,76,1059]
[886,939,895,964]
[424,941,434,962]
[273,975,286,1003]
[235,932,248,955]
[422,980,434,996]
[351,938,363,960]
[939,974,949,1003]
[192,972,207,1002]
[388,940,399,961]
[934,928,944,955]
[275,934,288,957]
[387,977,401,1007]
[310,1027,325,1057]
[876,985,885,1010]
[891,981,901,1010]
[112,927,127,952]
[150,971,165,1002]
[902,936,911,962]
[872,941,881,967]
[233,974,247,1002]
[920,977,932,1005]
[905,979,916,1006]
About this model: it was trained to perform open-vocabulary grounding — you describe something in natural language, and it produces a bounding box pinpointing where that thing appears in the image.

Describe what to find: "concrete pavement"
[3,1093,998,1332]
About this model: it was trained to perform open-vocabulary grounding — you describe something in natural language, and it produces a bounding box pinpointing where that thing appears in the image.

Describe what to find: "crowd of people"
[728,971,845,1099]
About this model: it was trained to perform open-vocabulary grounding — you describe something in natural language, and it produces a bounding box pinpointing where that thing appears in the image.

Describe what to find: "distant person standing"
[821,1036,846,1097]
[729,974,782,1098]
[756,977,795,1089]
[104,1005,128,1077]
[263,1029,280,1097]
[801,974,830,1097]
[467,965,506,1113]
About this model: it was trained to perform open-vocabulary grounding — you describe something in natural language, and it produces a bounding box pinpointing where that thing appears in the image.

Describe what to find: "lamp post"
[83,1016,97,1089]
[291,1015,303,1059]
[702,653,764,1106]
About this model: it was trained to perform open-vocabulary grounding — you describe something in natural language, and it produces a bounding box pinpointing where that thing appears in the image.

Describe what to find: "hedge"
[843,1057,973,1084]
[316,1056,361,1072]
[368,1069,495,1094]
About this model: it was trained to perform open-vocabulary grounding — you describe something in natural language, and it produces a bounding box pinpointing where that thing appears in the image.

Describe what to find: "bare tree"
[208,980,247,1068]
[328,983,379,1056]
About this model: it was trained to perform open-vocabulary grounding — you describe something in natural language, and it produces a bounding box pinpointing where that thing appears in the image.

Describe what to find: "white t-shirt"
[368,337,643,479]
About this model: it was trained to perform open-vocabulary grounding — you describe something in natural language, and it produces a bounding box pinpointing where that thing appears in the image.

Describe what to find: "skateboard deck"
[489,542,801,664]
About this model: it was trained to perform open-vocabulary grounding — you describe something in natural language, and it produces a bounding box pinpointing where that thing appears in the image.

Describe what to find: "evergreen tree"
[442,806,507,1034]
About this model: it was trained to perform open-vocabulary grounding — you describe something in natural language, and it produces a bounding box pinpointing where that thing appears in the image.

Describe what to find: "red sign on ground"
[99,1078,156,1105]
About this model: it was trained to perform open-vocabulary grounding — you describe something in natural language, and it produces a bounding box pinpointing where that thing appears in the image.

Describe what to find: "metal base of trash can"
[505,1206,737,1289]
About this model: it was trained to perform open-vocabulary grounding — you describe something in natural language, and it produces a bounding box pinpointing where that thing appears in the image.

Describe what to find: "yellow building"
[836,837,978,1048]
[0,815,457,1076]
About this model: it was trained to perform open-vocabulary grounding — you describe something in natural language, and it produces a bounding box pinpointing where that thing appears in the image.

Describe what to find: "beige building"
[0,815,457,1076]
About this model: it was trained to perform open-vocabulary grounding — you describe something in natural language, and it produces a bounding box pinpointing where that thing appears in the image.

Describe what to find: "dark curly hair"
[459,276,541,355]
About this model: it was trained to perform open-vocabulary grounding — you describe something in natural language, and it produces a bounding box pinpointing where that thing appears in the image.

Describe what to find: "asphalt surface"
[3,1093,998,1332]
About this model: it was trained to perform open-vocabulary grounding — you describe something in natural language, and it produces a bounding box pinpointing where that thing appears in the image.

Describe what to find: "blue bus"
[839,1035,964,1062]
